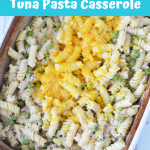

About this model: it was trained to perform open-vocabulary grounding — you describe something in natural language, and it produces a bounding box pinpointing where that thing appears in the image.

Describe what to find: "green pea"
[23,139,29,145]
[55,21,61,27]
[126,56,131,63]
[28,83,33,88]
[134,53,140,59]
[87,82,93,89]
[41,16,45,20]
[108,41,113,44]
[130,43,134,49]
[46,37,50,41]
[18,101,25,108]
[117,107,123,111]
[39,67,45,73]
[112,32,119,39]
[10,115,17,121]
[35,81,42,87]
[77,86,84,91]
[51,135,57,142]
[47,44,53,49]
[118,77,122,82]
[93,126,98,132]
[27,31,33,36]
[26,72,32,78]
[8,120,14,126]
[131,35,137,40]
[101,60,105,66]
[37,46,41,51]
[118,117,124,123]
[34,64,38,70]
[25,44,30,49]
[132,72,136,76]
[109,96,115,103]
[96,29,100,34]
[54,28,58,32]
[38,119,43,125]
[133,49,138,54]
[130,61,135,67]
[25,112,30,119]
[45,54,49,59]
[113,75,119,81]
[100,16,105,20]
[106,114,113,121]
[24,52,29,58]
[125,80,130,88]
[145,68,150,75]
[84,106,88,111]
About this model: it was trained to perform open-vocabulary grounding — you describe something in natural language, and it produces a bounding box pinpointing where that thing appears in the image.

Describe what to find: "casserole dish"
[0,16,150,150]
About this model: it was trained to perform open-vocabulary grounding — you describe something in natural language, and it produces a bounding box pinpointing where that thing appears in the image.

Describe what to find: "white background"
[0,16,150,150]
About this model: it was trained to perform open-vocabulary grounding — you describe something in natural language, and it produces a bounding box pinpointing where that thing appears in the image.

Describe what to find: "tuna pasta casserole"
[0,16,150,150]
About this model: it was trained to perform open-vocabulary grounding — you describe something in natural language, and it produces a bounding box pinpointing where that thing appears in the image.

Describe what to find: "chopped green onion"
[109,96,115,103]
[41,16,45,20]
[47,44,53,49]
[131,35,137,40]
[145,68,150,75]
[44,54,49,59]
[77,86,84,91]
[46,37,50,41]
[28,83,33,88]
[38,119,43,125]
[23,139,29,145]
[106,114,113,121]
[54,28,58,32]
[24,52,29,58]
[8,120,14,126]
[37,46,41,51]
[125,80,130,88]
[117,107,123,111]
[130,43,134,49]
[130,61,135,67]
[25,44,30,49]
[10,115,17,121]
[103,136,105,140]
[18,101,25,108]
[25,113,30,119]
[84,106,88,111]
[34,64,38,70]
[27,31,33,36]
[100,16,105,20]
[101,60,105,66]
[87,82,93,89]
[35,81,42,87]
[118,117,124,123]
[132,72,136,76]
[55,21,61,27]
[51,135,57,142]
[39,67,45,73]
[93,126,99,132]
[112,32,119,39]
[26,72,32,78]
[31,149,35,150]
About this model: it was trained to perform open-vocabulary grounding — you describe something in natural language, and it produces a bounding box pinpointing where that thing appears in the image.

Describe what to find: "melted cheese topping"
[33,16,121,125]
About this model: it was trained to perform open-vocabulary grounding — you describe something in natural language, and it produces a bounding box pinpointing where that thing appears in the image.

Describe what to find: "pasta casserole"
[0,16,150,150]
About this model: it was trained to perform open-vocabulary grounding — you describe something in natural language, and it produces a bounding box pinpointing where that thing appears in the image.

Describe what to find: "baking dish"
[0,16,150,150]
